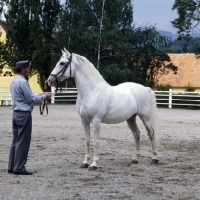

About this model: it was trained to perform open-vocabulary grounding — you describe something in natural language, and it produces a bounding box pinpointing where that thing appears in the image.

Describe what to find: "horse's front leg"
[88,118,101,170]
[80,117,91,168]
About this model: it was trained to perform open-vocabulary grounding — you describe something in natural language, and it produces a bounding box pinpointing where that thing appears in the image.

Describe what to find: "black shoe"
[8,170,14,174]
[14,171,33,175]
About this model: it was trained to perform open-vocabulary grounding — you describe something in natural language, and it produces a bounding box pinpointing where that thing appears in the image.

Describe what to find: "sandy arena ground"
[0,104,200,200]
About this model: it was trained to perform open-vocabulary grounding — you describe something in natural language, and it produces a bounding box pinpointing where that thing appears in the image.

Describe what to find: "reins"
[50,54,72,92]
[40,100,48,116]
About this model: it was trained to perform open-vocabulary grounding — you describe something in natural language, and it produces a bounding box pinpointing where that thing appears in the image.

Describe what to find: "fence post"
[5,97,8,106]
[169,88,172,108]
[51,87,55,104]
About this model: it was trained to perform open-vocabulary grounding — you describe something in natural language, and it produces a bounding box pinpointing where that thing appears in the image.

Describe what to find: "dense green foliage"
[154,84,172,91]
[185,84,196,92]
[171,0,200,40]
[1,0,61,91]
[0,37,5,74]
[0,1,6,74]
[0,0,177,90]
[56,0,177,87]
[170,0,200,58]
[0,4,3,17]
[0,1,5,17]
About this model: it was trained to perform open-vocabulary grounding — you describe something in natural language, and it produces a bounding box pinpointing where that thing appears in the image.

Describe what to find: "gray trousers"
[8,111,32,172]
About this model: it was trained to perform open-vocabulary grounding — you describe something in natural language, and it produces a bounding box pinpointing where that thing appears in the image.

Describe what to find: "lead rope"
[40,100,48,116]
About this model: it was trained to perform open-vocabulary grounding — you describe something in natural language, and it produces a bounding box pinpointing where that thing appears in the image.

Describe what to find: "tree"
[171,0,200,40]
[0,2,3,17]
[171,0,200,57]
[1,0,61,91]
[1,0,178,89]
[100,26,177,86]
[57,0,101,64]
[0,0,6,74]
[97,0,177,86]
[0,0,6,18]
[159,36,200,54]
[31,0,61,90]
[56,0,177,87]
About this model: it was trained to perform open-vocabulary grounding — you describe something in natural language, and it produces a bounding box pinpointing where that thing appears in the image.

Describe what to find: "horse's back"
[101,82,151,124]
[115,82,152,114]
[114,82,151,101]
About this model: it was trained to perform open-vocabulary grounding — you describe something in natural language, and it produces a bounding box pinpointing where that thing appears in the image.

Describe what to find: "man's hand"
[45,93,51,100]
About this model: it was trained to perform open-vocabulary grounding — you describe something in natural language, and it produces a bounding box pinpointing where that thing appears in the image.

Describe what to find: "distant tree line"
[0,0,177,91]
[159,37,200,54]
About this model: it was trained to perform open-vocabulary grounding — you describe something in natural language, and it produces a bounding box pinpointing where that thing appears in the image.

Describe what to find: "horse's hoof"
[131,159,138,164]
[88,166,98,171]
[152,159,159,164]
[80,163,89,168]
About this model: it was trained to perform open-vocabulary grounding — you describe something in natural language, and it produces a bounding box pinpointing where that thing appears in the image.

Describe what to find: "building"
[0,20,42,105]
[158,53,200,92]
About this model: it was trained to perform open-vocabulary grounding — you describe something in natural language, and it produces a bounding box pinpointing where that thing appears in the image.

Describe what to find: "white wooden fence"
[155,89,200,108]
[1,86,200,108]
[51,87,200,109]
[0,87,12,105]
[51,87,78,104]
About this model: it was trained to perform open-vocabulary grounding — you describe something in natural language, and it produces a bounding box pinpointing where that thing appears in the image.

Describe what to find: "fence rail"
[1,86,200,109]
[155,89,200,108]
[51,87,78,104]
[0,87,12,105]
[51,87,200,109]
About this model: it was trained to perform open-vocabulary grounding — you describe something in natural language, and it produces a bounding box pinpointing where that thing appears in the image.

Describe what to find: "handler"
[8,60,51,175]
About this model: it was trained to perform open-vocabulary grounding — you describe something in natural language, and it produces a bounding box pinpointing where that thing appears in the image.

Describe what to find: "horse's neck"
[74,55,108,98]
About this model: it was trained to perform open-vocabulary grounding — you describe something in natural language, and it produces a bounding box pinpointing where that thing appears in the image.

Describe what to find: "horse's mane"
[74,53,109,85]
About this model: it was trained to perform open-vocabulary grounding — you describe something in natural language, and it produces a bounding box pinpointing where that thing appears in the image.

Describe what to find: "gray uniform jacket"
[10,75,46,111]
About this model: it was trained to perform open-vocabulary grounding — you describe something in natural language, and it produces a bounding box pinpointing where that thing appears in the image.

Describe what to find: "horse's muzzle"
[47,76,56,87]
[47,81,55,87]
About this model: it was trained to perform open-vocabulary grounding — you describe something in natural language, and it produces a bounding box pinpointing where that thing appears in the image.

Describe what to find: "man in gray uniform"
[8,60,51,175]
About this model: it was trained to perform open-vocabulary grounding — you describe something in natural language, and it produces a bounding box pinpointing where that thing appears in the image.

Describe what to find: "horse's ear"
[63,47,71,57]
[61,49,65,55]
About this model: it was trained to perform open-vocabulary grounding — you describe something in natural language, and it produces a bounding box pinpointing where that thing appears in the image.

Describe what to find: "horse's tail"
[148,88,160,147]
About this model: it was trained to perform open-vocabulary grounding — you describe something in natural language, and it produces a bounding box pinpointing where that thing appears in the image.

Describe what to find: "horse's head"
[47,48,73,88]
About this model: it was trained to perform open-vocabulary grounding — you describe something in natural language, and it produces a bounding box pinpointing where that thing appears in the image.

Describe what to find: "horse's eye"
[60,61,65,65]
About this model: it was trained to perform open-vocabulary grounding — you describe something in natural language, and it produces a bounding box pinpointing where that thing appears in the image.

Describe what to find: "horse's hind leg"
[139,116,158,163]
[80,117,91,168]
[126,115,140,164]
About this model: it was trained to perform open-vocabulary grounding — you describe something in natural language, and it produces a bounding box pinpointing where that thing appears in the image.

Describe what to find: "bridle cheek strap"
[50,54,72,92]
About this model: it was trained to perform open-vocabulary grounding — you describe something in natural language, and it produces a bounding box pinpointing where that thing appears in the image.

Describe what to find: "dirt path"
[0,105,200,199]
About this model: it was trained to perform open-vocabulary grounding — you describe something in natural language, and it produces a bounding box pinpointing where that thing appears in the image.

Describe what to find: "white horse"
[47,48,160,170]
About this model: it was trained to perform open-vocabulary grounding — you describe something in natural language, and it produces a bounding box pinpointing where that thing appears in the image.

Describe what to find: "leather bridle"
[50,54,72,92]
[40,54,72,117]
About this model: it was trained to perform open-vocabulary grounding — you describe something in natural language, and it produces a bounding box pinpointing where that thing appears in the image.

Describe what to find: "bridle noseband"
[50,54,72,91]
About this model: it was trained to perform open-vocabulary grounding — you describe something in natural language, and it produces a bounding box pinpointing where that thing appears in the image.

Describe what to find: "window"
[3,71,12,77]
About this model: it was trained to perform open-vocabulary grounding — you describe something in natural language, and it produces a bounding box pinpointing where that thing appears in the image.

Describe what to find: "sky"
[133,0,178,34]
